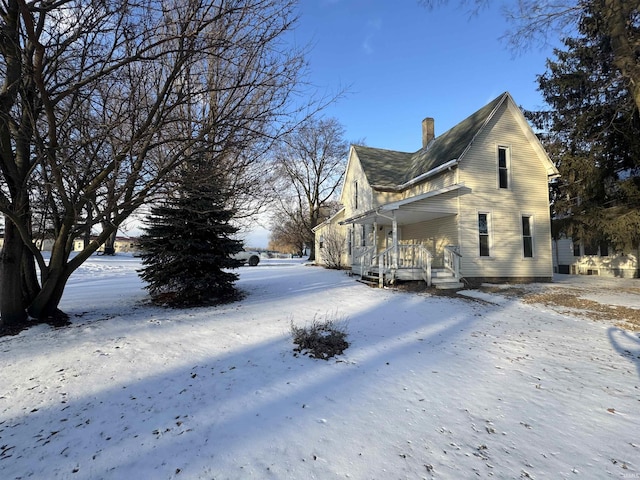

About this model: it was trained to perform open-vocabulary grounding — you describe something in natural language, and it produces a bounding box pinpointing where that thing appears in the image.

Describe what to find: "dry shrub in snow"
[291,313,349,360]
[320,224,347,270]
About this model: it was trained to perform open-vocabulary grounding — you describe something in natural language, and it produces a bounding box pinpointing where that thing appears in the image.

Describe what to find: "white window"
[354,181,358,209]
[478,213,490,257]
[522,215,533,258]
[498,146,510,189]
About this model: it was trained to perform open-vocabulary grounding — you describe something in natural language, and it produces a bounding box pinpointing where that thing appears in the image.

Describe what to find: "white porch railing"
[375,243,433,287]
[443,245,461,280]
[353,245,376,277]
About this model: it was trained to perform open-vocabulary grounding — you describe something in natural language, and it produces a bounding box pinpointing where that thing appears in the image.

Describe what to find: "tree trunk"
[26,264,71,320]
[0,220,28,326]
[603,0,640,113]
[21,247,41,307]
[103,230,116,255]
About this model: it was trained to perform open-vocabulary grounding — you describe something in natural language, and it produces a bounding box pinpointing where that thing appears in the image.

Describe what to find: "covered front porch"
[341,186,464,289]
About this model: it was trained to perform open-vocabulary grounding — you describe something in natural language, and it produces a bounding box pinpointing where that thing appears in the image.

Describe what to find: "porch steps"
[431,269,464,290]
[357,271,382,287]
[356,268,464,290]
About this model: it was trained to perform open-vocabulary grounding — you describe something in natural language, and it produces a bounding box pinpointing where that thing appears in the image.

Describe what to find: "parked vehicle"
[233,249,261,266]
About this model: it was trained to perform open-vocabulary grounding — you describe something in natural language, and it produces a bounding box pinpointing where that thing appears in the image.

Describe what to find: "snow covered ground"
[1,256,639,479]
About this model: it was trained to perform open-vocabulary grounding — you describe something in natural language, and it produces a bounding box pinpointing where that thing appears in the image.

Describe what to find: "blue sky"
[248,0,560,247]
[293,0,557,152]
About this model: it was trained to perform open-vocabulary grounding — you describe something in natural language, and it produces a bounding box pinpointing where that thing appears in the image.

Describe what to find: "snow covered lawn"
[1,257,639,479]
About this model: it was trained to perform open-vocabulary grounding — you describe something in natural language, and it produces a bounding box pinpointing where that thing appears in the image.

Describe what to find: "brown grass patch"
[475,284,640,331]
[522,291,640,332]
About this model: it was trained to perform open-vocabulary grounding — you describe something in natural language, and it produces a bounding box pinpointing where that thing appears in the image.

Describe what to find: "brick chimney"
[422,117,434,148]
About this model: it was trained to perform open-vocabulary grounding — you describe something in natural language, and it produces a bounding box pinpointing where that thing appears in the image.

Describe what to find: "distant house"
[553,237,638,278]
[0,235,139,254]
[73,236,140,254]
[0,235,54,252]
[314,92,560,288]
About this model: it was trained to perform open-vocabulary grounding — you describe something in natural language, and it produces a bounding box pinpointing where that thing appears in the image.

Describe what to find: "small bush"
[291,314,349,360]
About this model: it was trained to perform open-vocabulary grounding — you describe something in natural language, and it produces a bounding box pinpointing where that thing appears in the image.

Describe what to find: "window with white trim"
[478,213,490,257]
[498,146,509,189]
[522,215,533,258]
[354,181,358,209]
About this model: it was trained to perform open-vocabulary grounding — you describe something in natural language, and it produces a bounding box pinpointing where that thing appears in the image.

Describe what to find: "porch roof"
[340,183,464,226]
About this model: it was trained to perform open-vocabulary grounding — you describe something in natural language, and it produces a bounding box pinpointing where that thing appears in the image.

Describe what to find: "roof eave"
[371,158,459,192]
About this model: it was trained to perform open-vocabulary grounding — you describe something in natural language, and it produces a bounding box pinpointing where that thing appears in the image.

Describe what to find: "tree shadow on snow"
[0,289,484,479]
[608,327,640,381]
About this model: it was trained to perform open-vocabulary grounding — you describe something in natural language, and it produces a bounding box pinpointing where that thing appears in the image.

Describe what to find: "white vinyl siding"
[400,215,458,268]
[457,99,553,279]
[405,169,457,198]
[553,238,638,278]
[340,148,376,217]
[313,209,348,267]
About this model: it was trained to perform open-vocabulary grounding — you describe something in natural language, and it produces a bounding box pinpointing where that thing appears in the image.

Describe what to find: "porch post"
[373,221,378,251]
[373,221,380,287]
[392,211,398,269]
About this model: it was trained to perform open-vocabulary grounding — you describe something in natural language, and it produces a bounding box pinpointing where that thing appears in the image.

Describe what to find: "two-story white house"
[314,92,560,288]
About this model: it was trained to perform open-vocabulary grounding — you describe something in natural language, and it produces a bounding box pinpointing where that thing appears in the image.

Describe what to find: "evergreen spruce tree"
[138,169,244,307]
[527,5,640,253]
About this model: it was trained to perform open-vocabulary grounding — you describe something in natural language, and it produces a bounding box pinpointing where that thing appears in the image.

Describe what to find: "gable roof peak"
[351,91,546,191]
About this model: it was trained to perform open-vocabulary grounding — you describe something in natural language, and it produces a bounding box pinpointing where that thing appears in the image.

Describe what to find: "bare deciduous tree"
[270,117,349,261]
[268,207,308,256]
[0,0,316,327]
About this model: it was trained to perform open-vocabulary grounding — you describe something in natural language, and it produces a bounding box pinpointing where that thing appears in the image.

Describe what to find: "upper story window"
[498,146,509,189]
[478,213,490,257]
[354,181,358,209]
[522,215,533,258]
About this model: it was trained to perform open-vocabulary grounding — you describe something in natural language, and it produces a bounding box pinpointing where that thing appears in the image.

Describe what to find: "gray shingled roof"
[351,146,413,187]
[354,92,508,190]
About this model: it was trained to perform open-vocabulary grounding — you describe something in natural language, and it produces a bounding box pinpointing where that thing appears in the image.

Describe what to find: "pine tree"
[138,170,244,307]
[527,5,640,252]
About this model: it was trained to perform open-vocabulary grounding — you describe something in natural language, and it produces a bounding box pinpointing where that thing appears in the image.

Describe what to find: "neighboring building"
[0,234,139,254]
[73,236,140,254]
[314,92,560,288]
[0,236,54,251]
[34,238,55,251]
[553,237,638,278]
